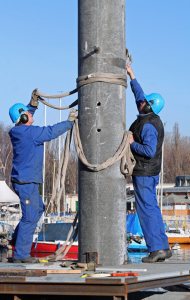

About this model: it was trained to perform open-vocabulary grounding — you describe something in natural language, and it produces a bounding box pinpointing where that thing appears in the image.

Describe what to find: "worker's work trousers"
[12,182,44,259]
[132,175,169,253]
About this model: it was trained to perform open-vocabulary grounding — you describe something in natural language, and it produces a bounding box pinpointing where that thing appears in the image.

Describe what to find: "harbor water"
[0,245,190,265]
[128,244,190,264]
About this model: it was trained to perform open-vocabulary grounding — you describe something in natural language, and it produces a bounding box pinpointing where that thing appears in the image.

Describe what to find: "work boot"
[157,249,173,262]
[13,256,39,264]
[165,248,172,258]
[142,249,172,263]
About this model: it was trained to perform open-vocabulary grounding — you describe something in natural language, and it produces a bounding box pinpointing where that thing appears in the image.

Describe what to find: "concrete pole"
[78,0,126,266]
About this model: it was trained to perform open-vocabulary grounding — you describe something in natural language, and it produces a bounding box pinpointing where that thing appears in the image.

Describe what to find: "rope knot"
[87,73,95,79]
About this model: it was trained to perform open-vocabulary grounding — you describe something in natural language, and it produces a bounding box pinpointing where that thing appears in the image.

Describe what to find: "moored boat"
[171,243,181,250]
[10,222,79,260]
[166,228,190,244]
[30,241,78,260]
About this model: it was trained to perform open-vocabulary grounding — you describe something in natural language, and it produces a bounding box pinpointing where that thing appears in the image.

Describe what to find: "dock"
[0,259,190,299]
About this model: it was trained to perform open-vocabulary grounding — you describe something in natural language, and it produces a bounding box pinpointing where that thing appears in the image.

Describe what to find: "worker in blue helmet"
[8,90,77,263]
[126,66,172,263]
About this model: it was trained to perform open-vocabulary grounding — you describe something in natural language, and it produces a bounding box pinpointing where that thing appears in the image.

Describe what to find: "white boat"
[171,243,181,250]
[166,227,190,244]
[0,172,21,236]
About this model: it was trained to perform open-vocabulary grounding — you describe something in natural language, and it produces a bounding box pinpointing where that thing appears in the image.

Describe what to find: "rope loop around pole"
[36,72,127,107]
[35,48,132,105]
[73,120,135,174]
[76,72,127,89]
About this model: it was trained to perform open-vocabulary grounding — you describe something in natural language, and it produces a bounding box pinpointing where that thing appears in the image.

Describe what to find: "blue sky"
[0,0,190,136]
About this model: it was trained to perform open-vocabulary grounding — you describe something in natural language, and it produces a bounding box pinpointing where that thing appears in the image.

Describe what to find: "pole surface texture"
[78,0,126,266]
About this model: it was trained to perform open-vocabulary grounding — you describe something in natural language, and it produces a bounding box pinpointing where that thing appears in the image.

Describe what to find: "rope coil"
[46,120,135,216]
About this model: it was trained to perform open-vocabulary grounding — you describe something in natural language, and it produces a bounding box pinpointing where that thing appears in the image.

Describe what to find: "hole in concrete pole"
[96,102,101,106]
[97,128,101,132]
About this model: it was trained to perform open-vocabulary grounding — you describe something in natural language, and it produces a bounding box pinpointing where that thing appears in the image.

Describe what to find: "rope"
[36,72,127,108]
[46,124,135,215]
[126,48,132,66]
[73,120,135,174]
[38,98,78,110]
[77,72,127,89]
[36,88,78,99]
[47,121,135,215]
[42,212,78,261]
[35,48,132,102]
[45,129,72,214]
[44,121,135,261]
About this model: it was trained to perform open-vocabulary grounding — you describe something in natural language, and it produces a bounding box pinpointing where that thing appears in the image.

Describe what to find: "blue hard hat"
[143,93,164,115]
[9,103,29,124]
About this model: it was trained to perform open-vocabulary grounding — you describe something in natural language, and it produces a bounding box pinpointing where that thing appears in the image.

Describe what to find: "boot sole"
[142,252,170,263]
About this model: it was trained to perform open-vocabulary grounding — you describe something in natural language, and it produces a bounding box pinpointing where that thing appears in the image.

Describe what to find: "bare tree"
[163,123,190,183]
[2,121,190,192]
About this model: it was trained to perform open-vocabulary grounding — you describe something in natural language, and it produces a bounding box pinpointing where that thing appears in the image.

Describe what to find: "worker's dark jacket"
[129,113,164,176]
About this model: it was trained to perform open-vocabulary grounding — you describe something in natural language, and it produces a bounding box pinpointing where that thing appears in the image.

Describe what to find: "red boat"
[31,241,78,260]
[11,241,78,260]
[10,222,79,260]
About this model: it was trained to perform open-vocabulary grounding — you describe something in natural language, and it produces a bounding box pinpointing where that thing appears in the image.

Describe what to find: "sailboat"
[166,227,190,244]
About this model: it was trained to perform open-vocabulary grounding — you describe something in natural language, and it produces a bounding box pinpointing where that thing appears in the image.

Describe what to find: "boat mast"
[42,104,47,223]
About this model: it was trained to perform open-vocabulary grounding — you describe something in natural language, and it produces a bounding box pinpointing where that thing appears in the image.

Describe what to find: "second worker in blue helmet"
[8,91,77,263]
[126,66,172,263]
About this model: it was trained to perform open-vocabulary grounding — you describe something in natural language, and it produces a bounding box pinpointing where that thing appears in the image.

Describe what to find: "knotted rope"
[44,120,135,261]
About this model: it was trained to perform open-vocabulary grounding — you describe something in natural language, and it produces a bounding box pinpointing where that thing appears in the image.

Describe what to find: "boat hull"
[167,236,190,244]
[11,242,78,260]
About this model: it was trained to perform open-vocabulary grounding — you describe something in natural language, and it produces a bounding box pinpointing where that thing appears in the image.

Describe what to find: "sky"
[0,0,190,136]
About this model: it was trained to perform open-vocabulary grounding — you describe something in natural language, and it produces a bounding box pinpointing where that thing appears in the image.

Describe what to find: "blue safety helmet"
[143,93,164,115]
[9,103,29,124]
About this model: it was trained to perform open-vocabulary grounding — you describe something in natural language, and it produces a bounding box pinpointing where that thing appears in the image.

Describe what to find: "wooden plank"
[0,269,47,277]
[46,269,82,274]
[0,277,26,282]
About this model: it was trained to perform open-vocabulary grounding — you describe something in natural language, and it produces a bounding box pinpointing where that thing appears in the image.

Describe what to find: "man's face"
[25,111,34,125]
[139,100,147,114]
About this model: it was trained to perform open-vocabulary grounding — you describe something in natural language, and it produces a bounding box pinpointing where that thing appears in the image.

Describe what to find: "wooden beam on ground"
[0,269,47,277]
[46,269,82,274]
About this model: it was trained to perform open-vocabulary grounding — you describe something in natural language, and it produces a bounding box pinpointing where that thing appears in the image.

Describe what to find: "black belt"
[11,178,33,185]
